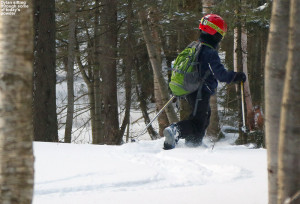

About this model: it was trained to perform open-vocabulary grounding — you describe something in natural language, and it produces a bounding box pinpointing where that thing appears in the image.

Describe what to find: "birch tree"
[233,2,247,144]
[138,9,178,124]
[148,7,169,136]
[0,0,34,202]
[277,0,300,203]
[265,0,289,203]
[241,27,255,131]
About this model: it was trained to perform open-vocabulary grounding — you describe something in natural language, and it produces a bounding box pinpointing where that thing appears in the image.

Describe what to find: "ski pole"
[136,95,176,139]
[241,81,246,132]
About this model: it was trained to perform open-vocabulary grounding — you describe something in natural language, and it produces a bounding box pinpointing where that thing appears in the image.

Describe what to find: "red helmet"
[199,14,227,37]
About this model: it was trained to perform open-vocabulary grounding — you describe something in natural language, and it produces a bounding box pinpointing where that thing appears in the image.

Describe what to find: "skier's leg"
[177,90,211,146]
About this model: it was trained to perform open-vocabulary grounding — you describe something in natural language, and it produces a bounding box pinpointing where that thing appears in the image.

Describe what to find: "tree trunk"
[148,8,169,136]
[100,0,120,144]
[33,0,58,142]
[136,85,159,140]
[234,13,247,144]
[202,0,215,14]
[277,0,300,203]
[135,58,159,140]
[241,28,255,131]
[93,0,102,144]
[233,28,239,93]
[75,44,96,144]
[138,11,178,124]
[0,1,34,202]
[64,1,77,143]
[88,83,97,143]
[119,0,133,143]
[154,76,169,136]
[265,0,289,203]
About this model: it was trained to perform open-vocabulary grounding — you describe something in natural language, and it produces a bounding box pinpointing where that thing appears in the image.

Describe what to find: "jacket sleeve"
[208,50,235,84]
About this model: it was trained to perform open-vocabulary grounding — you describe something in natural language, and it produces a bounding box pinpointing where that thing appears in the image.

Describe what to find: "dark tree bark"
[119,0,133,142]
[135,58,159,140]
[64,1,77,143]
[93,0,102,144]
[99,0,120,144]
[33,0,58,142]
[75,36,97,144]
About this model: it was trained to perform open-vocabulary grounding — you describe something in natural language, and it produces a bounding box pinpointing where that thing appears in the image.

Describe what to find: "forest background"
[47,0,270,145]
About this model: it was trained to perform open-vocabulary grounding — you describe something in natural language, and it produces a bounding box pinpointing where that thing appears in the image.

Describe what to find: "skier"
[163,14,246,150]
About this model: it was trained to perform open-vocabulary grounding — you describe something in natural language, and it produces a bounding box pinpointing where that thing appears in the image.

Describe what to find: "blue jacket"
[198,44,235,94]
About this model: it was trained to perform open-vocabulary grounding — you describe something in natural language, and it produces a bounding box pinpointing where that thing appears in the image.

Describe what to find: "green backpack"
[169,41,208,97]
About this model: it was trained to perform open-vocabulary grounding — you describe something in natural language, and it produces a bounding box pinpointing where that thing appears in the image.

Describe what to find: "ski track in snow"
[33,139,267,204]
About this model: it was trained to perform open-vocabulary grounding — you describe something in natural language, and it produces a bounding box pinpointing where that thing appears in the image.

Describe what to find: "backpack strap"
[187,41,200,48]
[201,42,215,49]
[194,43,204,74]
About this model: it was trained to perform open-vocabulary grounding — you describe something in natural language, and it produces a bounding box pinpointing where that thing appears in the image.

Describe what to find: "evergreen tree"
[33,0,58,142]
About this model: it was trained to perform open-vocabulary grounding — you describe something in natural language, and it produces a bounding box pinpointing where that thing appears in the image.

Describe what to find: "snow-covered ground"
[33,137,268,204]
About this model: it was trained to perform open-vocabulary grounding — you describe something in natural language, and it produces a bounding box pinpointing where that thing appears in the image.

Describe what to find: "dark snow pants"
[176,89,211,145]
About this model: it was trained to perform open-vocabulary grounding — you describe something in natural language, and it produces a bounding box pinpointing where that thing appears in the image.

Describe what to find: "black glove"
[233,72,246,83]
[172,96,177,103]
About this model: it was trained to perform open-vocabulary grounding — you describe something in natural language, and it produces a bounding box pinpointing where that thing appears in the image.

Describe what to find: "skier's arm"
[208,51,235,83]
